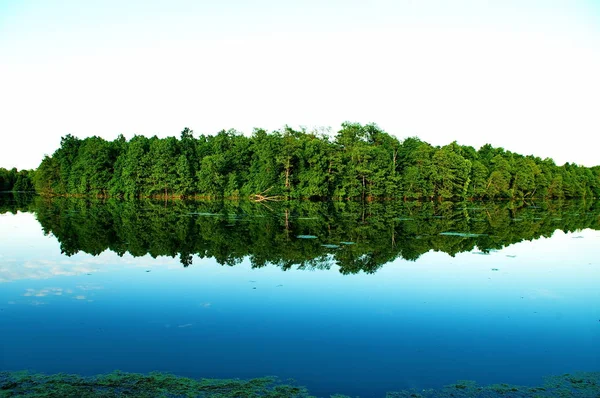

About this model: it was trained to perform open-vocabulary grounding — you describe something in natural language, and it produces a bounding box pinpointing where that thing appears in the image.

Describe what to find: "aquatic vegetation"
[385,371,600,397]
[1,371,598,398]
[0,371,314,398]
[439,232,488,237]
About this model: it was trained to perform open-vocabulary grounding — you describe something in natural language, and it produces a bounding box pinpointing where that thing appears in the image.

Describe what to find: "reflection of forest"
[2,194,599,274]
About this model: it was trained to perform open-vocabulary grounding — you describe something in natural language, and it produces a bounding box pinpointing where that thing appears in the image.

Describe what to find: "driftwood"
[249,187,282,202]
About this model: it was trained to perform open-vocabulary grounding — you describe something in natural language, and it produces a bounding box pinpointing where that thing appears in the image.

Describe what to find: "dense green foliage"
[0,168,35,192]
[33,124,600,200]
[1,370,598,397]
[0,371,312,398]
[11,195,597,273]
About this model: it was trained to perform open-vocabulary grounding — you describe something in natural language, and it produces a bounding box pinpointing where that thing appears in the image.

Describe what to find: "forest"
[23,123,600,200]
[0,167,35,192]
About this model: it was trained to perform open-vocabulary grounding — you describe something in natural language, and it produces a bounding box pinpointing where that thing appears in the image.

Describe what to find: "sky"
[1,0,599,170]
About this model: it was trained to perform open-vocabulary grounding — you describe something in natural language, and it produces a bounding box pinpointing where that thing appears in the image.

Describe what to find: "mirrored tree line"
[32,123,600,200]
[3,194,596,273]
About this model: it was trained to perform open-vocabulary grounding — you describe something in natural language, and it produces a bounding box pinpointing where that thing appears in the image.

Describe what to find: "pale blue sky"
[1,0,599,169]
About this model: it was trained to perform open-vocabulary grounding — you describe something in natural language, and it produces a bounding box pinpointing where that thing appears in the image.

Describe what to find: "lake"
[1,194,599,397]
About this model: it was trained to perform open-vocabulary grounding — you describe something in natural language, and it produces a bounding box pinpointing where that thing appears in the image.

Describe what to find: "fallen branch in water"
[249,187,282,202]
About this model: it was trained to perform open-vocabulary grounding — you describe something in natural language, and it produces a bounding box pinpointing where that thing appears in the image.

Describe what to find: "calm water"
[1,195,599,397]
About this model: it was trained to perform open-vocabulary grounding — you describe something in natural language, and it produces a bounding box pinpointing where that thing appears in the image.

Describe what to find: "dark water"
[1,195,599,397]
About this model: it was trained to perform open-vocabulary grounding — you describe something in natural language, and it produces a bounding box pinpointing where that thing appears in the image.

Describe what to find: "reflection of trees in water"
[7,194,600,274]
[0,193,37,214]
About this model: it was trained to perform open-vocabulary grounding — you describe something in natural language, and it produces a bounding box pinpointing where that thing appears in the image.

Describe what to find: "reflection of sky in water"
[0,212,599,397]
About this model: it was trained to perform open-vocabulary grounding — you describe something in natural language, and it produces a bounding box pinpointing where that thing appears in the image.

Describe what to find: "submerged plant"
[385,372,600,398]
[0,371,314,398]
[1,371,599,398]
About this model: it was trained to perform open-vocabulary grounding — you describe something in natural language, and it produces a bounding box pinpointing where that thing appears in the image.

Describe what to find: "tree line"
[33,123,600,200]
[0,168,35,192]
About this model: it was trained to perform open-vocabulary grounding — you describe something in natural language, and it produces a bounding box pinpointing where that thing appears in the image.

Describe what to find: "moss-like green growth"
[1,371,599,398]
[0,371,315,398]
[385,372,600,398]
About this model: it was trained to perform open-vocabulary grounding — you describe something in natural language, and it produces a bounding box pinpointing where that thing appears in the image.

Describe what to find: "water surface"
[1,196,599,397]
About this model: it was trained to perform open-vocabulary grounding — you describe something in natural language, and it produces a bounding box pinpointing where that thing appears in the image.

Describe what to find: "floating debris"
[472,251,490,255]
[393,217,414,221]
[440,232,488,237]
[339,241,355,245]
[321,244,340,249]
[572,236,584,239]
[506,255,517,258]
[296,235,317,239]
[186,212,223,216]
[491,268,499,271]
[297,217,318,220]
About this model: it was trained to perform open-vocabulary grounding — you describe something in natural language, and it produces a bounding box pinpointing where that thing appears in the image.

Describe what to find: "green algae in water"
[385,371,600,397]
[297,235,318,239]
[0,371,312,398]
[439,232,488,238]
[2,370,598,398]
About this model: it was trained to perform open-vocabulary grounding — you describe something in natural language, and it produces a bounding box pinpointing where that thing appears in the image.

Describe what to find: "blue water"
[1,211,599,397]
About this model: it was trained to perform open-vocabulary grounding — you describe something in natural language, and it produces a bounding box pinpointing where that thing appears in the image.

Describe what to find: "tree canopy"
[0,167,35,192]
[32,124,600,200]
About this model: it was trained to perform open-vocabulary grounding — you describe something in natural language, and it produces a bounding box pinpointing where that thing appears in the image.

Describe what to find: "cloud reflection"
[23,287,64,297]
